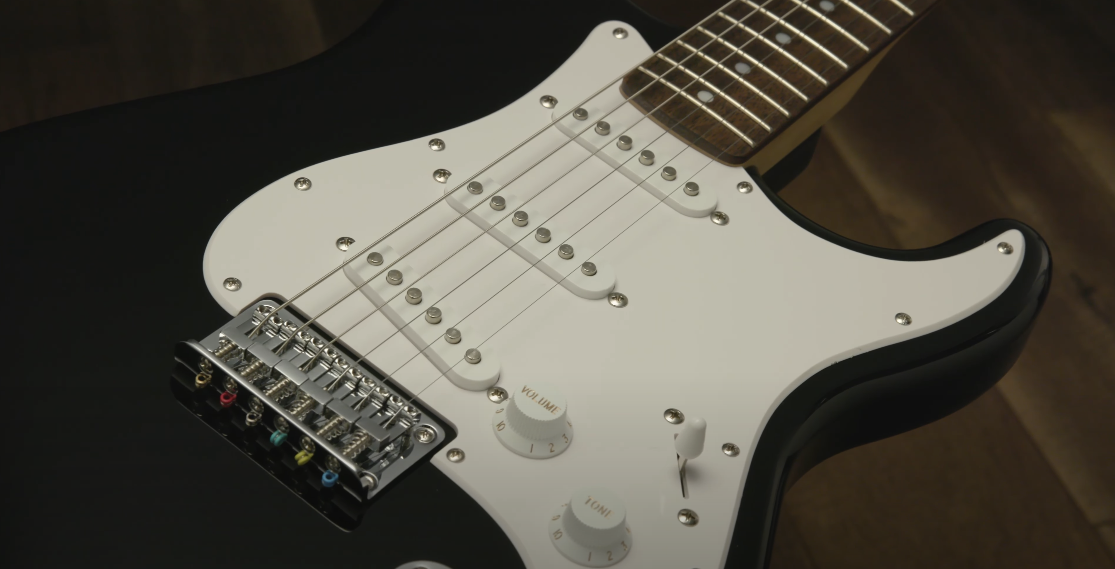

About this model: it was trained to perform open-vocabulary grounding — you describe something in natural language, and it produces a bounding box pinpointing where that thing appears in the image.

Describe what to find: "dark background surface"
[1,0,1113,568]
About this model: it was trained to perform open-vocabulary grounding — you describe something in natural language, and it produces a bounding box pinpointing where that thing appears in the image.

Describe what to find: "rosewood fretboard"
[620,0,937,165]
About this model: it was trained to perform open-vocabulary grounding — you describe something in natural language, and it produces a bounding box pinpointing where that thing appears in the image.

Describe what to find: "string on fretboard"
[620,0,930,165]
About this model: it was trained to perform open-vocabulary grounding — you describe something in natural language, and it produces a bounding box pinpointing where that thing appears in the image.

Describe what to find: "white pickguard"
[203,22,1024,569]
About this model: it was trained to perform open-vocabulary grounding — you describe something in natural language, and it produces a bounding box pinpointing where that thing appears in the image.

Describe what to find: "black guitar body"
[0,1,1050,568]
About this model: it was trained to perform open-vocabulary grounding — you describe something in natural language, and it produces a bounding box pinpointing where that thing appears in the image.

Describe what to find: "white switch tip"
[674,417,706,460]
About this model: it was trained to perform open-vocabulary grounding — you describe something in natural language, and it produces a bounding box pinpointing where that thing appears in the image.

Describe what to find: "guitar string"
[334,1,878,411]
[387,1,906,413]
[290,1,815,369]
[267,0,792,356]
[248,0,769,341]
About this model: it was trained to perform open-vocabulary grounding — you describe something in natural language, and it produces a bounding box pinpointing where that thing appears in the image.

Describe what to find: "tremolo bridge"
[172,299,451,528]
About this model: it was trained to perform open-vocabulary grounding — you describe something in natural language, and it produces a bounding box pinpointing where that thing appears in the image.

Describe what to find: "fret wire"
[636,66,756,147]
[696,26,810,101]
[654,53,772,131]
[786,0,873,49]
[738,0,849,67]
[886,0,915,17]
[839,0,892,34]
[675,39,791,117]
[716,11,829,85]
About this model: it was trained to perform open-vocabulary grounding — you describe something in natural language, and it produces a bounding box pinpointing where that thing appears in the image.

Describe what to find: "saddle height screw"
[558,244,575,259]
[336,237,355,251]
[661,166,677,181]
[447,448,466,463]
[616,135,633,150]
[445,327,462,344]
[535,227,552,243]
[722,443,741,457]
[608,292,629,308]
[997,242,1014,255]
[639,150,655,166]
[465,348,482,365]
[366,251,383,266]
[895,313,912,326]
[581,262,597,276]
[468,181,484,194]
[572,107,588,120]
[737,181,753,193]
[405,288,423,305]
[613,27,629,39]
[513,210,529,227]
[386,269,404,286]
[428,138,445,151]
[488,386,508,403]
[684,182,700,196]
[425,307,442,324]
[433,169,451,183]
[664,408,685,424]
[490,195,506,211]
[223,277,242,291]
[595,121,611,135]
[540,95,558,109]
[711,211,730,226]
[294,177,312,191]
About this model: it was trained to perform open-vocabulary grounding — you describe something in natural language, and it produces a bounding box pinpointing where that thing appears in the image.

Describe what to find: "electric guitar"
[2,1,1050,568]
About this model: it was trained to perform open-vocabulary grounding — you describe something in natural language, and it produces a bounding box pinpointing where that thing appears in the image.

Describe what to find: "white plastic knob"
[674,416,706,460]
[549,487,632,567]
[493,383,573,458]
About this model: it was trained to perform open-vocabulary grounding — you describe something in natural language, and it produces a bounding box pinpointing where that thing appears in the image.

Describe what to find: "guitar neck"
[621,0,938,167]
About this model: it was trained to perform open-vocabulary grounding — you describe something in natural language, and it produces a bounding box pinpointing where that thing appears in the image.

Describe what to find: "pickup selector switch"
[492,383,572,458]
[549,487,632,567]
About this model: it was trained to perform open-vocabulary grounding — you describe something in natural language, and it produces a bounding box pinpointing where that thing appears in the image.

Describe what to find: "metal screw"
[595,121,611,135]
[664,408,685,424]
[490,195,506,211]
[447,448,465,463]
[737,181,753,193]
[249,397,265,413]
[445,327,462,344]
[223,277,242,291]
[540,95,558,109]
[558,244,574,259]
[581,262,597,276]
[294,177,312,191]
[684,181,700,196]
[336,237,355,251]
[425,307,442,324]
[428,138,445,151]
[467,181,484,194]
[613,27,628,39]
[367,251,383,265]
[711,211,730,225]
[245,411,262,427]
[512,210,529,227]
[616,135,633,150]
[608,292,629,308]
[465,348,482,364]
[414,425,436,444]
[433,169,451,183]
[325,455,341,472]
[301,436,317,454]
[997,242,1014,255]
[405,288,423,305]
[275,416,290,433]
[678,509,699,527]
[722,443,741,457]
[661,166,677,181]
[639,150,655,166]
[487,386,508,403]
[572,107,588,120]
[535,227,552,243]
[895,312,912,326]
[386,269,404,286]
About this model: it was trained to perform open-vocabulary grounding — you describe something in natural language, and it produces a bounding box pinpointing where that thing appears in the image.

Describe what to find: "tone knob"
[492,383,572,458]
[549,487,632,567]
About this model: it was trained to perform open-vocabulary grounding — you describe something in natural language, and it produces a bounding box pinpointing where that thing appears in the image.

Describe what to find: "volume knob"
[549,487,632,567]
[492,383,572,458]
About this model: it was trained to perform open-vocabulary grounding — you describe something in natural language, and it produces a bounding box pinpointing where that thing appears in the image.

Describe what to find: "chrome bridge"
[172,299,452,526]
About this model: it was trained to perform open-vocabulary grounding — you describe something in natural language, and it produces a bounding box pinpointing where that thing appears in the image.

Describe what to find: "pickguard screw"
[616,135,633,150]
[540,95,558,109]
[386,269,404,286]
[581,261,597,276]
[490,195,506,211]
[895,312,912,326]
[684,182,700,196]
[664,408,685,424]
[737,181,753,193]
[711,211,730,225]
[997,242,1013,254]
[639,150,655,166]
[722,443,740,457]
[678,509,699,527]
[661,166,677,181]
[573,107,588,120]
[428,138,445,151]
[433,169,451,183]
[465,348,482,364]
[613,27,628,39]
[535,227,552,243]
[425,307,443,324]
[608,292,629,308]
[447,448,465,463]
[414,425,436,444]
[513,210,529,227]
[558,244,575,259]
[445,327,462,344]
[405,288,423,305]
[336,237,355,251]
[294,177,312,191]
[488,386,508,403]
[595,121,611,135]
[367,251,383,266]
[223,277,242,291]
[468,181,484,194]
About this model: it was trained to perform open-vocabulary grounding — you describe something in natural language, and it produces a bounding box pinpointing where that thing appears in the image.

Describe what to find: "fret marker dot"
[820,0,836,12]
[697,90,714,103]
[776,32,792,45]
[735,62,752,75]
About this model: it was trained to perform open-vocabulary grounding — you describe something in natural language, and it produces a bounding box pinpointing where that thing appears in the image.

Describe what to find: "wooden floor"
[3,1,1112,567]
